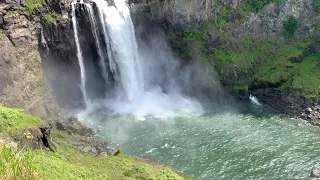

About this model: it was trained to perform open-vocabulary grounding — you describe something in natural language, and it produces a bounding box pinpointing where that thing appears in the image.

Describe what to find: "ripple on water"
[80,103,320,180]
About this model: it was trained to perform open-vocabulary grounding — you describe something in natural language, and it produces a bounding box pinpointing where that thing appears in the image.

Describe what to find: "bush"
[245,0,271,12]
[315,0,320,12]
[25,0,45,12]
[283,16,298,39]
[44,13,61,24]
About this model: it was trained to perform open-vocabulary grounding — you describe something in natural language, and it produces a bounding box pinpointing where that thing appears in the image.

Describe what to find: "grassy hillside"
[0,106,192,179]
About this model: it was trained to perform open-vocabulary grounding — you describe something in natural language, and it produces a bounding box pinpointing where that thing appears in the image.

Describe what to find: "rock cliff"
[131,0,320,122]
[0,1,56,118]
[0,0,319,124]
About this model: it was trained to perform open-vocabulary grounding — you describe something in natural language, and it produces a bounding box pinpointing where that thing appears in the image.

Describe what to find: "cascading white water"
[75,0,203,119]
[102,0,144,101]
[249,94,262,106]
[85,4,109,89]
[72,1,89,106]
[93,0,118,78]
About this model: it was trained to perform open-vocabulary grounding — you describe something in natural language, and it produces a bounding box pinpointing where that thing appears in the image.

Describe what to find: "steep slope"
[0,105,192,179]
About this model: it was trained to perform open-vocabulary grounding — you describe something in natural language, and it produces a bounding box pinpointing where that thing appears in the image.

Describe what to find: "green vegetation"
[0,146,39,179]
[0,131,191,180]
[12,0,46,16]
[283,16,298,39]
[232,85,249,94]
[254,42,320,98]
[0,107,191,179]
[205,36,281,90]
[183,29,207,53]
[288,54,320,98]
[315,0,320,12]
[242,0,272,12]
[44,13,62,24]
[25,0,45,13]
[0,106,44,135]
[179,22,317,98]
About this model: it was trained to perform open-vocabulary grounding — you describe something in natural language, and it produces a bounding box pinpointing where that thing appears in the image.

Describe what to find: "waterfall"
[94,0,117,77]
[85,4,109,89]
[73,0,203,119]
[99,0,144,101]
[71,1,89,106]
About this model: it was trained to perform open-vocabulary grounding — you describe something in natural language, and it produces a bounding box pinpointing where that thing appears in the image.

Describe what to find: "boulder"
[311,170,320,178]
[55,117,94,136]
[8,28,32,46]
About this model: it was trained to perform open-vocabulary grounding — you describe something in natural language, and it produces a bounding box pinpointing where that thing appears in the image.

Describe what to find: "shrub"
[25,0,45,12]
[315,0,320,12]
[283,16,298,39]
[245,0,271,12]
[44,13,61,24]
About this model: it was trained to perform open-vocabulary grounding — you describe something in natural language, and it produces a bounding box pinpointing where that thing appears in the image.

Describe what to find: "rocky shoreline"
[300,105,320,127]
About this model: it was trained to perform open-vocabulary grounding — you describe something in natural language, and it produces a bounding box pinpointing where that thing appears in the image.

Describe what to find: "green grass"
[0,106,45,135]
[50,130,192,179]
[253,42,320,98]
[0,107,192,179]
[0,130,192,180]
[282,54,320,98]
[0,146,40,179]
[207,37,279,88]
[253,41,309,85]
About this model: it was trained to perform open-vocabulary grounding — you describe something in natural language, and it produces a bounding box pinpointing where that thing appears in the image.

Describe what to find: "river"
[81,100,320,179]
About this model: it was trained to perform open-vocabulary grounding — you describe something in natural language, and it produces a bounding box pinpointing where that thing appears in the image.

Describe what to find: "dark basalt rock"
[55,117,94,136]
[54,117,117,155]
[0,15,3,27]
[300,105,320,126]
[310,170,320,178]
[14,125,57,152]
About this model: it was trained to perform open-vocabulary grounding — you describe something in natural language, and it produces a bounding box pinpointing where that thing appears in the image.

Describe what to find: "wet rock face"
[45,0,72,13]
[311,170,320,178]
[14,126,57,151]
[132,0,320,39]
[54,117,117,155]
[0,1,59,118]
[244,0,320,38]
[250,88,308,115]
[131,0,215,27]
[300,105,320,126]
[55,117,94,136]
[0,36,13,94]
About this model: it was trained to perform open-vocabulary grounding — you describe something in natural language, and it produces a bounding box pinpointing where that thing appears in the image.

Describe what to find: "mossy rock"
[253,42,320,99]
[0,106,45,135]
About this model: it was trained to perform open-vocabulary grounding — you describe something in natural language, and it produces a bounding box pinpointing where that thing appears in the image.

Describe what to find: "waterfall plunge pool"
[79,101,320,180]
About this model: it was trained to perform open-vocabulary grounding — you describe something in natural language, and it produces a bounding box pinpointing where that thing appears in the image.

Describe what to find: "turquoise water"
[83,102,320,179]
